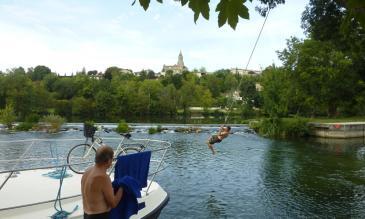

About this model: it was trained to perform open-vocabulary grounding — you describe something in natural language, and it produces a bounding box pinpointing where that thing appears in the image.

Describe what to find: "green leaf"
[216,0,228,27]
[216,0,249,29]
[181,0,188,6]
[156,0,162,3]
[139,0,150,11]
[188,0,210,23]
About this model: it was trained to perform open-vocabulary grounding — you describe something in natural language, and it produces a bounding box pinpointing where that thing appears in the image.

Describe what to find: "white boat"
[0,138,170,219]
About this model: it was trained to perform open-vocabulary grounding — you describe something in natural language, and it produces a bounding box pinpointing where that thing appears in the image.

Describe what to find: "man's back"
[81,167,110,214]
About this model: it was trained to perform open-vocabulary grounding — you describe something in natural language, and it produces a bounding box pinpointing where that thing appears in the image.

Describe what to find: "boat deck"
[0,169,168,219]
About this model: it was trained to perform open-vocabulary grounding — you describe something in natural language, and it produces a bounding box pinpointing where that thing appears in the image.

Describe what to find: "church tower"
[177,50,184,67]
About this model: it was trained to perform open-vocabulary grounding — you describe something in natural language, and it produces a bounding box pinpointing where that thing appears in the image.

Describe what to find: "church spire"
[177,50,184,67]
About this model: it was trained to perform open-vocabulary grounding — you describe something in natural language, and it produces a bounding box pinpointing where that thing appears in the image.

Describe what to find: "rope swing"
[224,8,271,123]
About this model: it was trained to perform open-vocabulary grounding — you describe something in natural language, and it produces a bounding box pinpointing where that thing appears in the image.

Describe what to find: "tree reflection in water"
[261,138,365,217]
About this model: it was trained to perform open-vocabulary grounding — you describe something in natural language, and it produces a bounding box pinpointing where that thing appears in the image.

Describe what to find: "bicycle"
[67,127,145,174]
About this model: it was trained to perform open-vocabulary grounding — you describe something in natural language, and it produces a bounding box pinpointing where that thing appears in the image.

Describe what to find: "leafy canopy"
[132,0,285,29]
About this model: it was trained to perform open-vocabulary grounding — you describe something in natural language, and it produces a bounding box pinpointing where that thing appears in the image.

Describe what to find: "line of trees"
[0,66,260,123]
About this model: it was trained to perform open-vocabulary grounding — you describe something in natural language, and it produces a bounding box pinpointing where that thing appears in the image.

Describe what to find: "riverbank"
[250,117,365,139]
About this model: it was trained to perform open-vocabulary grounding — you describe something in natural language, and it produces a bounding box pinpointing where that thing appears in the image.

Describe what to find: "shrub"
[149,125,164,134]
[0,104,16,129]
[148,127,158,134]
[25,114,40,123]
[40,114,65,133]
[116,120,130,133]
[252,117,309,138]
[281,117,310,138]
[16,122,34,131]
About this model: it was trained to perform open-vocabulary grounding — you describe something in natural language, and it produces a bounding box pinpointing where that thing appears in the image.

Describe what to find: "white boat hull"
[0,169,169,219]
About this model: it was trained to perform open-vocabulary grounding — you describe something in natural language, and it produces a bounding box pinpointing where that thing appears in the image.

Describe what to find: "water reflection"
[205,194,227,219]
[261,138,365,217]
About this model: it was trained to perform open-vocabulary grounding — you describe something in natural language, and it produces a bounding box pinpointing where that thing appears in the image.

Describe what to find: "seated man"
[81,145,123,219]
[207,125,231,155]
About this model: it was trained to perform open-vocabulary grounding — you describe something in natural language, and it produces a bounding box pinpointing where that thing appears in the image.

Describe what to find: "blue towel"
[110,151,152,219]
[114,151,151,188]
[110,176,141,219]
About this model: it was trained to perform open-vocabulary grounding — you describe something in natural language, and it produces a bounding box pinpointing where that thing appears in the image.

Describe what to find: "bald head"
[95,145,114,164]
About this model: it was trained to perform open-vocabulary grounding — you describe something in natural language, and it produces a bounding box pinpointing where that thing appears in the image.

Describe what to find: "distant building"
[120,68,133,74]
[230,68,261,76]
[161,51,188,76]
[225,90,243,102]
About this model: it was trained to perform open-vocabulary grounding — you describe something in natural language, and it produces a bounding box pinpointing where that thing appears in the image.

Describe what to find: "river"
[1,124,365,218]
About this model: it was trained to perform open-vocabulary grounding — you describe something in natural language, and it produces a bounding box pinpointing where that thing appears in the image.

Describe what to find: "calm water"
[1,124,365,218]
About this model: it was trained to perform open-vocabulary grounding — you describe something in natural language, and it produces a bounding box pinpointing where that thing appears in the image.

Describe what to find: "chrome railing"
[0,137,170,194]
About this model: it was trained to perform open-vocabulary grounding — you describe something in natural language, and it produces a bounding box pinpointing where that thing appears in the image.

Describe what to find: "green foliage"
[133,0,285,29]
[40,114,65,133]
[15,122,34,131]
[29,65,52,81]
[84,120,95,127]
[261,66,290,117]
[157,125,163,132]
[0,104,16,129]
[148,127,158,134]
[188,0,210,23]
[25,114,40,123]
[116,120,130,133]
[252,117,309,138]
[216,0,249,29]
[148,125,164,134]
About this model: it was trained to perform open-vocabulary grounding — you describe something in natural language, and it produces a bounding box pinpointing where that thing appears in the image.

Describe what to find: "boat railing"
[0,137,170,194]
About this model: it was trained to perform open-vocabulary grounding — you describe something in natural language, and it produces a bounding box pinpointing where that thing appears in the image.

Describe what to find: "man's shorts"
[209,135,222,144]
[84,211,110,219]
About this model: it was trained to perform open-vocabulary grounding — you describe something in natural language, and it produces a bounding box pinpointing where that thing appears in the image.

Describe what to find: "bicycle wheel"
[67,144,96,174]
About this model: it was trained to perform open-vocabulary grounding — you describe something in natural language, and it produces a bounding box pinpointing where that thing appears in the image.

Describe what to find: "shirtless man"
[207,125,231,155]
[81,145,123,219]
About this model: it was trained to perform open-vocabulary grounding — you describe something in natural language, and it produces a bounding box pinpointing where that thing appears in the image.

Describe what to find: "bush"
[116,120,130,133]
[25,114,40,123]
[16,122,34,131]
[157,125,163,132]
[40,114,65,133]
[0,104,16,129]
[252,117,309,138]
[148,127,158,134]
[149,125,164,134]
[281,117,310,138]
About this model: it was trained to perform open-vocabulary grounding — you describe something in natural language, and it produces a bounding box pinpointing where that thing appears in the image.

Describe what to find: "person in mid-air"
[207,125,231,155]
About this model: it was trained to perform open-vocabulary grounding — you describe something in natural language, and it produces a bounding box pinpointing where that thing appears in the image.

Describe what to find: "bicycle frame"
[86,133,130,159]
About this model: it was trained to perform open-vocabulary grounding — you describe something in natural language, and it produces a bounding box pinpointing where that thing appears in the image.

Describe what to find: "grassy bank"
[250,116,365,139]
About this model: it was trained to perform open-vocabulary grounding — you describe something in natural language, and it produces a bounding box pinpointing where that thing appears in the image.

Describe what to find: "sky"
[0,0,309,74]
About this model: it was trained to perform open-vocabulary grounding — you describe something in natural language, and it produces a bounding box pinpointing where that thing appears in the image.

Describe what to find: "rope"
[50,166,78,219]
[224,8,271,123]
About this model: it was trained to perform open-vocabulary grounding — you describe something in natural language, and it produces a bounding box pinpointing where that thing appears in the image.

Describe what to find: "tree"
[72,97,95,120]
[104,66,120,80]
[0,104,16,129]
[29,65,52,81]
[239,75,260,108]
[95,90,116,120]
[277,38,355,116]
[3,70,35,119]
[261,66,291,117]
[159,84,178,116]
[138,80,163,115]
